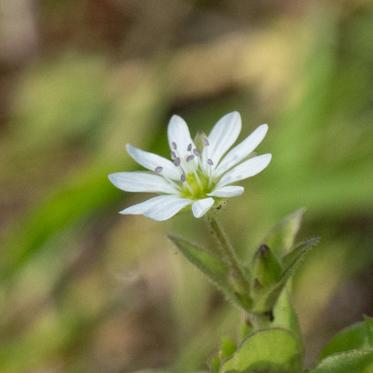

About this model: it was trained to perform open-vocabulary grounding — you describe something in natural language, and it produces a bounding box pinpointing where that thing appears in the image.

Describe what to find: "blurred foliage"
[0,1,372,372]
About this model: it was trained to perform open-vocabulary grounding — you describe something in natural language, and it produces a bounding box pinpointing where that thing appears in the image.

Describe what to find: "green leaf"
[221,328,302,373]
[240,321,253,340]
[310,350,373,373]
[210,356,221,373]
[272,288,302,343]
[169,235,227,284]
[262,208,306,257]
[320,317,373,360]
[168,235,246,309]
[282,237,320,269]
[219,336,237,360]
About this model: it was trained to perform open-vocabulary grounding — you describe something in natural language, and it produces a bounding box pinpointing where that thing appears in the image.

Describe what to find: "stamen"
[186,155,195,162]
[171,151,177,159]
[193,149,200,157]
[193,169,203,189]
[206,158,214,186]
[181,173,195,195]
[154,166,163,174]
[172,142,177,150]
[204,138,210,146]
[173,157,181,166]
[162,174,180,191]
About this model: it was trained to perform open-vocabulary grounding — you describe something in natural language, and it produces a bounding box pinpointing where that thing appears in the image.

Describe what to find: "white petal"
[214,124,268,177]
[192,197,214,218]
[202,112,241,169]
[126,144,181,180]
[208,186,244,198]
[120,195,192,221]
[216,154,272,187]
[108,172,177,194]
[167,115,195,157]
[119,196,163,215]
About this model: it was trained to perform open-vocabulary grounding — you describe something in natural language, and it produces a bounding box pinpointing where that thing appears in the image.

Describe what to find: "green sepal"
[221,328,303,373]
[251,244,283,289]
[319,316,373,360]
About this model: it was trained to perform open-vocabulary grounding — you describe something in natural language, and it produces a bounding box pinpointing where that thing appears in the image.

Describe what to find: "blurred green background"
[0,1,372,372]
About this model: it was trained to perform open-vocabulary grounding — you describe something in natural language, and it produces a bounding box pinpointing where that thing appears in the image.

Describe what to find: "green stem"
[252,312,272,329]
[205,212,251,295]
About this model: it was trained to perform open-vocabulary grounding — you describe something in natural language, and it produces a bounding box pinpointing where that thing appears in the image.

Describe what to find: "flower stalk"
[205,212,251,300]
[205,210,277,330]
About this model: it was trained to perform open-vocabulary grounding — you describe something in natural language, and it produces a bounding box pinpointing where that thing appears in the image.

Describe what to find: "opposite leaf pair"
[170,209,318,321]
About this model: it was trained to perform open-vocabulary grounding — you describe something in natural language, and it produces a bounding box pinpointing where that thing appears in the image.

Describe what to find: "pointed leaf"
[169,234,227,284]
[310,350,373,373]
[283,237,320,268]
[221,328,302,373]
[262,208,306,256]
[168,235,246,309]
[320,317,373,360]
[272,288,302,343]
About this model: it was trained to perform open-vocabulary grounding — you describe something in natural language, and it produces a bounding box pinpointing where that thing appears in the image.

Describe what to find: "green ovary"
[180,171,214,200]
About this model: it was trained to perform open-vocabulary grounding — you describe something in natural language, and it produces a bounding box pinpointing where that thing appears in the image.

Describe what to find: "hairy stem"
[205,212,251,295]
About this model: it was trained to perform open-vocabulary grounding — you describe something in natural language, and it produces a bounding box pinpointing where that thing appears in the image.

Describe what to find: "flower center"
[179,168,213,199]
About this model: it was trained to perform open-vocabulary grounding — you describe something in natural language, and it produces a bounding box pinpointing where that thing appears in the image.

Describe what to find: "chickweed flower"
[109,112,271,221]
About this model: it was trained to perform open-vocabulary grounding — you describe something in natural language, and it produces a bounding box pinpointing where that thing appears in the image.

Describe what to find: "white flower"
[109,112,271,221]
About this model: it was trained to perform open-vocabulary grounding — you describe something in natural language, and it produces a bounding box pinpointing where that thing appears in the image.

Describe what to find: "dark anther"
[173,158,181,166]
[172,142,177,150]
[154,166,163,173]
[186,155,194,162]
[187,143,192,151]
[207,158,214,166]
